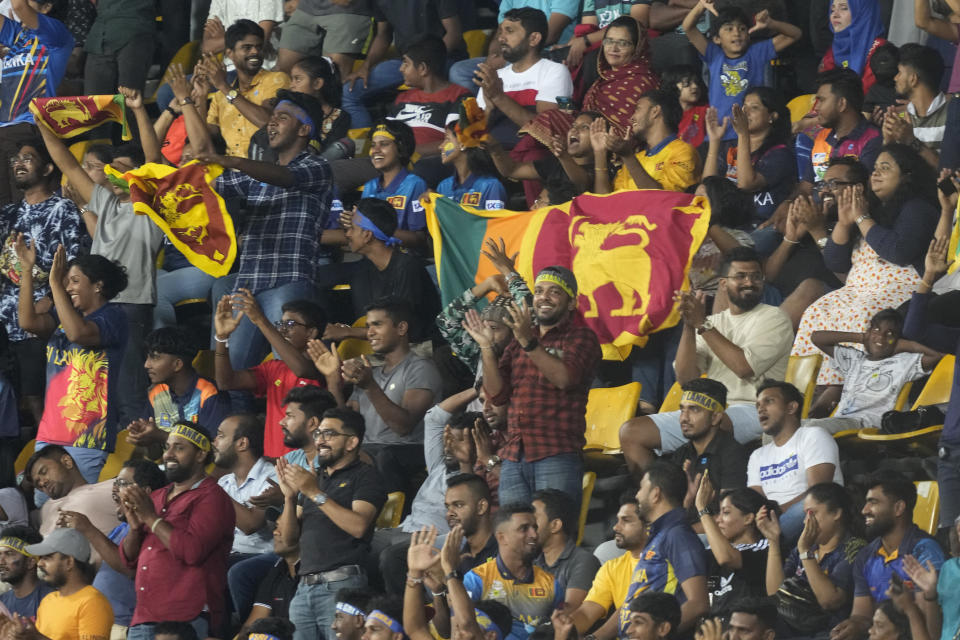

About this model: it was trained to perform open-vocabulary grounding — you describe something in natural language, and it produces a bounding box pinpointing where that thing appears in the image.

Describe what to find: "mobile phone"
[938,176,957,197]
[556,96,574,110]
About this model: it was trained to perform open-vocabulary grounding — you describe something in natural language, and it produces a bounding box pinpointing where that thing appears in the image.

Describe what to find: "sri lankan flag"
[424,190,711,360]
[29,95,131,140]
[104,162,237,277]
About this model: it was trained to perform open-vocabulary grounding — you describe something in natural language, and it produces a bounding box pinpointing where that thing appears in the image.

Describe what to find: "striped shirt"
[908,92,951,152]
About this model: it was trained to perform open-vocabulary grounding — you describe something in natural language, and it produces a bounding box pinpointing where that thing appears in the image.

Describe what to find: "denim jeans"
[127,616,207,640]
[341,59,404,129]
[154,267,216,330]
[938,453,960,530]
[228,552,279,618]
[449,57,483,95]
[289,572,367,640]
[117,303,153,426]
[209,276,320,369]
[499,452,583,506]
[779,499,806,547]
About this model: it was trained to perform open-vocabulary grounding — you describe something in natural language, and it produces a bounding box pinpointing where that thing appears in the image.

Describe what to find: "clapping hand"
[14,233,36,270]
[307,338,341,377]
[902,553,939,598]
[408,525,441,572]
[923,236,951,283]
[214,295,243,339]
[503,300,535,346]
[341,355,374,388]
[462,308,496,349]
[730,103,750,138]
[836,184,867,226]
[49,245,67,289]
[694,469,715,513]
[674,289,707,328]
[481,237,518,277]
[705,106,730,143]
[755,505,781,541]
[796,510,820,555]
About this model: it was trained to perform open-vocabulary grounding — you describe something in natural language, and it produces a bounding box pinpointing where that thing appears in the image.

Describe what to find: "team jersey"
[146,375,229,431]
[362,169,428,231]
[437,173,506,210]
[464,555,562,640]
[613,136,699,192]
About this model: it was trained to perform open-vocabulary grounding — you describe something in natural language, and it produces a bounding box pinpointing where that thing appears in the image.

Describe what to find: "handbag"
[775,576,831,634]
[880,405,945,434]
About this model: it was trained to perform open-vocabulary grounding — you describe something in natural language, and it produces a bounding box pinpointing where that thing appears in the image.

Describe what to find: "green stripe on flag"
[433,196,492,305]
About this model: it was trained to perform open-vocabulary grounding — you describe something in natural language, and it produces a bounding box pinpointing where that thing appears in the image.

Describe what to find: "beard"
[728,287,762,311]
[213,448,237,469]
[501,42,529,63]
[865,516,894,540]
[165,462,196,483]
[283,428,310,449]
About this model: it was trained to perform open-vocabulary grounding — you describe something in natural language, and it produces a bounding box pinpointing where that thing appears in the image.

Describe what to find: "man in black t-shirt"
[668,378,748,527]
[276,407,387,640]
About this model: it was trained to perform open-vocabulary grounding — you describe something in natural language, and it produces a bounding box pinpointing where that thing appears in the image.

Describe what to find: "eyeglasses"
[312,429,350,441]
[726,272,764,283]
[814,179,858,192]
[8,155,38,166]
[275,319,309,331]
[112,478,135,501]
[602,37,634,49]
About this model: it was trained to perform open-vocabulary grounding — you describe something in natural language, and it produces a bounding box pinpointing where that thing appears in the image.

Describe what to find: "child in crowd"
[662,65,709,149]
[681,0,800,142]
[807,308,942,433]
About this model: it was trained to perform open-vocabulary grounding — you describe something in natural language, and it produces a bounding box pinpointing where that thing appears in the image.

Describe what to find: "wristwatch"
[800,550,817,561]
[697,507,712,518]
[311,492,328,507]
[445,569,463,582]
[225,89,239,104]
[485,455,502,472]
[855,214,871,225]
[521,338,539,352]
[178,96,195,107]
[696,319,715,335]
[816,236,828,249]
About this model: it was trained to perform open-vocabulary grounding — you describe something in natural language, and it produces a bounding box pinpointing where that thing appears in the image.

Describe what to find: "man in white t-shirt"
[474,7,573,147]
[748,380,842,543]
[620,246,794,472]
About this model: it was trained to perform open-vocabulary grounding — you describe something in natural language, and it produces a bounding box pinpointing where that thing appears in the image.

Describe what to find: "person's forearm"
[50,282,99,345]
[811,330,863,355]
[621,153,661,189]
[446,577,486,639]
[802,557,847,608]
[225,93,274,129]
[769,18,802,39]
[480,347,504,398]
[593,150,612,193]
[678,593,709,632]
[86,528,133,576]
[439,387,480,413]
[225,158,297,186]
[735,135,764,191]
[17,270,42,334]
[153,109,176,143]
[361,383,419,435]
[132,106,162,164]
[904,601,933,640]
[764,542,784,594]
[181,102,215,156]
[489,93,537,128]
[545,13,572,45]
[488,143,524,179]
[702,140,721,178]
[403,568,433,640]
[253,317,317,378]
[303,487,371,539]
[441,15,462,52]
[700,328,754,379]
[674,325,701,384]
[232,499,266,535]
[700,514,743,568]
[894,338,942,359]
[394,229,427,251]
[680,2,706,33]
[764,238,794,281]
[362,26,391,71]
[38,124,95,203]
[277,494,301,543]
[214,340,241,389]
[917,592,942,640]
[650,3,688,30]
[557,154,590,192]
[525,345,576,389]
[121,525,144,566]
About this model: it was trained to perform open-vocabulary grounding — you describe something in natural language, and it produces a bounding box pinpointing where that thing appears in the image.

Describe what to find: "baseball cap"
[24,528,90,563]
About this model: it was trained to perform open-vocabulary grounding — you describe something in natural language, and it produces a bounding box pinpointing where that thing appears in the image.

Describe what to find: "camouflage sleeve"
[437,289,481,370]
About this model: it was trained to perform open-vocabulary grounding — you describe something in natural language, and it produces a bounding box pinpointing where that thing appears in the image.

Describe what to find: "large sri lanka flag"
[104,161,237,278]
[29,95,131,140]
[423,190,711,360]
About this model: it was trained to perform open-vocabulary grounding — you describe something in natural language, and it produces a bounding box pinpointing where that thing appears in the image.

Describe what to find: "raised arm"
[119,87,162,164]
[914,0,959,41]
[14,235,55,338]
[48,246,104,346]
[753,10,802,52]
[485,139,540,181]
[198,52,275,129]
[168,64,215,157]
[681,0,711,55]
[36,121,96,205]
[213,295,259,391]
[755,507,785,595]
[405,527,441,640]
[810,330,865,358]
[701,106,729,179]
[10,0,39,29]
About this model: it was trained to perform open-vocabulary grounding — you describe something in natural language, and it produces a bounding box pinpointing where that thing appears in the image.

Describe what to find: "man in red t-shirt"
[214,291,344,457]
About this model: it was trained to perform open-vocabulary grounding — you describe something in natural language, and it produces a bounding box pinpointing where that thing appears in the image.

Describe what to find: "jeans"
[499,452,583,506]
[751,226,783,257]
[127,616,208,640]
[341,59,404,129]
[209,276,320,369]
[289,572,367,640]
[628,324,681,406]
[779,499,806,547]
[449,57,483,95]
[117,303,153,426]
[154,267,216,329]
[228,552,279,619]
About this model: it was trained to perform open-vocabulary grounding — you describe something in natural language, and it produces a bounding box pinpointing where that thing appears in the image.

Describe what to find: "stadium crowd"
[1,1,960,640]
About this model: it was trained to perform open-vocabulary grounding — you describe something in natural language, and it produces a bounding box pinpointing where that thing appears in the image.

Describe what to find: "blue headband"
[367,610,403,634]
[475,609,503,640]
[354,211,401,247]
[336,602,366,618]
[275,100,315,136]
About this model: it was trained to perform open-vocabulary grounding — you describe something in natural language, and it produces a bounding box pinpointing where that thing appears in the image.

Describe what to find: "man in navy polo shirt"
[620,461,709,637]
[832,473,946,640]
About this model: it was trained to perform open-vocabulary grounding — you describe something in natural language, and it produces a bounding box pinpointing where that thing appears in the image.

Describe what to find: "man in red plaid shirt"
[465,244,601,505]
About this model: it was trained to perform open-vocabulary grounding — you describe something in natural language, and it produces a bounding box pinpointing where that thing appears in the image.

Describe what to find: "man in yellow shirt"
[22,528,113,640]
[594,89,700,193]
[201,19,290,157]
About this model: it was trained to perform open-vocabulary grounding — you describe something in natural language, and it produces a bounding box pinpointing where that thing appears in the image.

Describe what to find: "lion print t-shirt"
[37,304,127,451]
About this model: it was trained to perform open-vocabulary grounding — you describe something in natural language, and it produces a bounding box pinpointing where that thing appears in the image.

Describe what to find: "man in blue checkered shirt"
[183,88,335,369]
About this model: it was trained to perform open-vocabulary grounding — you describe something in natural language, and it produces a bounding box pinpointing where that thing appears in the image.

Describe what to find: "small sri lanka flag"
[29,94,130,140]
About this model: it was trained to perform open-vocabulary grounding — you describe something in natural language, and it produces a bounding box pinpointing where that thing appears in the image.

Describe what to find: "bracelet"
[783,238,801,245]
[521,337,539,352]
[150,518,164,533]
[164,106,178,118]
[406,574,424,585]
[921,279,935,288]
[214,335,229,344]
[594,167,608,172]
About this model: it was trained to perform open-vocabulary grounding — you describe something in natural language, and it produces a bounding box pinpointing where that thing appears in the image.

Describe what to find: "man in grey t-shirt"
[344,296,442,495]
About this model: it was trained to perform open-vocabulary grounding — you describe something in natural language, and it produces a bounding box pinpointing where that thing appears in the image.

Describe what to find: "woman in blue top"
[436,124,507,211]
[362,119,428,250]
[16,242,129,484]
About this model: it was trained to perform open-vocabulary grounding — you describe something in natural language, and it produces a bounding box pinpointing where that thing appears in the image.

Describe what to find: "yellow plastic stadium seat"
[785,354,822,418]
[787,94,815,123]
[910,355,954,409]
[377,491,405,529]
[99,429,137,482]
[584,382,642,454]
[150,40,201,104]
[337,316,373,361]
[14,439,36,477]
[463,29,490,59]
[348,127,371,158]
[913,481,939,535]
[659,381,684,413]
[893,381,913,411]
[578,471,596,545]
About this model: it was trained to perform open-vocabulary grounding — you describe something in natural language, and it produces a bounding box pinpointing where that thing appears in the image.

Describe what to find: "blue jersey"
[702,39,777,141]
[464,555,562,640]
[362,169,428,231]
[619,509,708,637]
[437,174,506,211]
[853,525,946,602]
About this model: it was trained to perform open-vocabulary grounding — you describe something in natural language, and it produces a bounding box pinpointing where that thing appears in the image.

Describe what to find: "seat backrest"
[463,29,490,58]
[377,491,406,529]
[787,94,815,123]
[913,481,939,535]
[99,429,136,482]
[584,382,642,451]
[785,354,822,418]
[338,316,373,361]
[660,381,684,413]
[578,472,596,545]
[912,355,955,409]
[14,440,36,477]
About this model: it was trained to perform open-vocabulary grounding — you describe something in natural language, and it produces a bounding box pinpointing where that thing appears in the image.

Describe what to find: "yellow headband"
[372,124,395,141]
[535,272,575,299]
[170,423,211,452]
[681,391,725,413]
[0,537,32,557]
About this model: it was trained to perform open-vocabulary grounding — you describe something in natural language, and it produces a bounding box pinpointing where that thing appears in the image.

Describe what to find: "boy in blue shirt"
[681,0,799,141]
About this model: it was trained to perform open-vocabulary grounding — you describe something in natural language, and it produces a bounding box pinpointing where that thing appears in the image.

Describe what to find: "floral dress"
[791,239,922,385]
